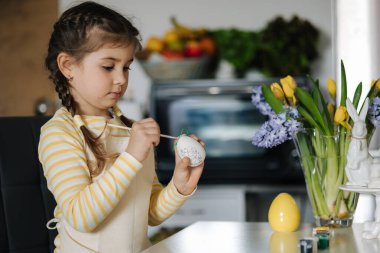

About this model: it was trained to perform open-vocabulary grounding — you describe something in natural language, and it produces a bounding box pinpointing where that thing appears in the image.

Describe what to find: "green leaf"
[261,85,285,113]
[367,79,378,99]
[295,87,330,135]
[349,82,363,126]
[352,82,362,108]
[312,87,319,105]
[298,106,323,131]
[340,60,347,106]
[308,76,334,134]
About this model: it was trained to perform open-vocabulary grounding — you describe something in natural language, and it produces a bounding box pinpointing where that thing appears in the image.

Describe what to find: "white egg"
[176,136,206,167]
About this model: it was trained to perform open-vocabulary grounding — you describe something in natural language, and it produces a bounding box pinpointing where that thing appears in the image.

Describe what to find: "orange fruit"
[199,37,216,56]
[146,37,164,52]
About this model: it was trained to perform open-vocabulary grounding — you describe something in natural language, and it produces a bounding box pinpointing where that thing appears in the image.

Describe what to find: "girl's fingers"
[148,134,160,146]
[142,127,160,136]
[189,165,204,181]
[133,118,159,129]
[131,119,160,135]
[145,127,160,146]
[188,134,206,147]
[130,121,160,146]
[189,134,199,141]
[179,157,190,169]
[138,117,156,123]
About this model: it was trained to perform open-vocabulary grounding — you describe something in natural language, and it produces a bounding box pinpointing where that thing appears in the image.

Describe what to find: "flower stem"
[296,132,330,217]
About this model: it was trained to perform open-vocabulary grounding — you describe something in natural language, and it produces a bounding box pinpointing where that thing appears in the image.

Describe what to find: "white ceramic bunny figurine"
[345,97,372,186]
[368,128,380,188]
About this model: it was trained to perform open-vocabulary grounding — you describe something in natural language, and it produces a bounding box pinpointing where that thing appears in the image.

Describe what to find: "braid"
[80,125,107,178]
[112,105,134,128]
[55,77,75,114]
[45,1,142,177]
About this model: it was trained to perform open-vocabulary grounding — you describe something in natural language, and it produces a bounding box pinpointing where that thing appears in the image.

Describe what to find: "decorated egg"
[176,136,206,167]
[268,193,300,232]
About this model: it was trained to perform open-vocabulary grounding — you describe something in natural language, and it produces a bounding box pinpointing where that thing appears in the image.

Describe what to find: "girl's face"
[69,43,135,117]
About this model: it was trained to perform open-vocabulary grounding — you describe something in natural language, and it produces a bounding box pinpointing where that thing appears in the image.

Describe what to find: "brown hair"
[45,1,140,177]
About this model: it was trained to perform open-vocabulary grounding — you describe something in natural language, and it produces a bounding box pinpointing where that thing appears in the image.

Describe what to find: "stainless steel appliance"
[150,79,307,185]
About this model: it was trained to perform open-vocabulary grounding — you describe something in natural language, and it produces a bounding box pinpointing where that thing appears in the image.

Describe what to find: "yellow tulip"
[327,103,335,120]
[334,106,347,123]
[280,76,297,105]
[375,79,380,91]
[372,79,380,96]
[327,78,336,98]
[280,75,297,90]
[334,106,351,130]
[271,82,285,103]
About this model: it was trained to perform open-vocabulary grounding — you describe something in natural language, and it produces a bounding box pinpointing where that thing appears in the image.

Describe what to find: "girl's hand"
[172,134,205,195]
[126,118,160,163]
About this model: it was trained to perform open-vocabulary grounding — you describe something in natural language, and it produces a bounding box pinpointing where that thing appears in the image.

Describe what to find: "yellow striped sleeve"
[148,175,196,226]
[38,117,143,233]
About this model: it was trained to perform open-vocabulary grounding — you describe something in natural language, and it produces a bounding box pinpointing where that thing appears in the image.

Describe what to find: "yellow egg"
[268,193,300,232]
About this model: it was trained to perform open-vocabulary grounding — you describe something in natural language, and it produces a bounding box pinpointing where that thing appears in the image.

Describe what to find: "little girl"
[38,2,205,252]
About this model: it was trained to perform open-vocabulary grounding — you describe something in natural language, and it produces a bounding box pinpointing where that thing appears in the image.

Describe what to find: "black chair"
[0,116,56,253]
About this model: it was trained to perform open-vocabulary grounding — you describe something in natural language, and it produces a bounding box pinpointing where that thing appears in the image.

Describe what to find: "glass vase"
[293,128,359,227]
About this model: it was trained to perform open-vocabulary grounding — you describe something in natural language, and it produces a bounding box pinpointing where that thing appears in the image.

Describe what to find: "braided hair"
[45,1,141,177]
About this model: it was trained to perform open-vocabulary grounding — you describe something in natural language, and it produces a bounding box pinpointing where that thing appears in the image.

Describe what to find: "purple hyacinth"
[251,86,273,116]
[285,106,300,119]
[252,113,303,148]
[369,97,380,126]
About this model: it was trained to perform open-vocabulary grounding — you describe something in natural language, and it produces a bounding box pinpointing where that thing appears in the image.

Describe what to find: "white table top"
[142,221,380,253]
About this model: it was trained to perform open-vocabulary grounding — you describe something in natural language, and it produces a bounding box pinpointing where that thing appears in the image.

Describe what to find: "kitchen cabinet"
[148,184,314,237]
[149,185,246,237]
[162,185,246,227]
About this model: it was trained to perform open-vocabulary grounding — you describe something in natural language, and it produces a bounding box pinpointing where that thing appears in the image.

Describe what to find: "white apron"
[54,122,155,253]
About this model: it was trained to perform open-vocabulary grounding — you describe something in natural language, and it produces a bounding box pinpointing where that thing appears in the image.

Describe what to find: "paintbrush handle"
[159,134,178,140]
[107,123,178,140]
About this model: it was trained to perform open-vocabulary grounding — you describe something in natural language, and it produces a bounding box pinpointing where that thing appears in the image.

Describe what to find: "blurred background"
[1,0,380,240]
[0,0,333,116]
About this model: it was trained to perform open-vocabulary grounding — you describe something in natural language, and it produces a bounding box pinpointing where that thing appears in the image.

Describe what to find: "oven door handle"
[156,86,255,97]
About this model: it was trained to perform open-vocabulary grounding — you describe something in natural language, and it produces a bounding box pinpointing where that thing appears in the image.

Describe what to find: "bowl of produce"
[136,17,216,80]
[139,56,210,80]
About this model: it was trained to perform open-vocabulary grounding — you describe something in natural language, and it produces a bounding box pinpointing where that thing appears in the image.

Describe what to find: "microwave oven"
[149,79,307,185]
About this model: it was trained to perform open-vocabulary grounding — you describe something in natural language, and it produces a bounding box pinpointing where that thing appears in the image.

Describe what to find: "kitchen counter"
[143,221,380,253]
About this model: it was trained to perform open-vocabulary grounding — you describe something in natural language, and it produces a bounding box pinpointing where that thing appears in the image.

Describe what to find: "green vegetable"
[253,16,319,77]
[211,28,260,76]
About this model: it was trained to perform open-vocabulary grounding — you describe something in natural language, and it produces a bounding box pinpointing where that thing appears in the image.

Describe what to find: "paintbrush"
[107,123,178,140]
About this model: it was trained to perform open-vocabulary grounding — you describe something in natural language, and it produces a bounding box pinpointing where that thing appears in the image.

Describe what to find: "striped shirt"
[38,107,192,237]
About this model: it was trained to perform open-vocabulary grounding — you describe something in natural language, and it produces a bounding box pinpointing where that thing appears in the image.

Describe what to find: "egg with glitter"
[176,136,206,167]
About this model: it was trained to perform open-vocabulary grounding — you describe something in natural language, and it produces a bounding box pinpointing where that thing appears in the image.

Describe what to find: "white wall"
[59,0,333,112]
[334,0,380,224]
[335,0,380,105]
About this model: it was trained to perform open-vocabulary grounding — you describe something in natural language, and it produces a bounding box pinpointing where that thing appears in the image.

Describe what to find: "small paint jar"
[299,238,313,253]
[316,233,329,250]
